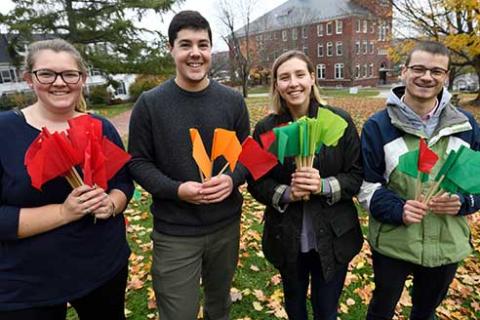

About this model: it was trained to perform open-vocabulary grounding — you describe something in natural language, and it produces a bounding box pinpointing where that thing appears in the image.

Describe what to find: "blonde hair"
[25,38,88,112]
[270,50,326,114]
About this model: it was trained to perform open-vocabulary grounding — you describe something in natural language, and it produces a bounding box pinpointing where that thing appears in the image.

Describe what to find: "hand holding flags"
[397,138,439,201]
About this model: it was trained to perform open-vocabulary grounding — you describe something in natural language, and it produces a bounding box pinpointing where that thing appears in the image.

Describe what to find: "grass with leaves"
[67,94,480,319]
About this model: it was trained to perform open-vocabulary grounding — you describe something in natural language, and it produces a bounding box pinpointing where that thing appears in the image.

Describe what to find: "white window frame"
[303,46,308,54]
[302,26,308,38]
[336,41,343,56]
[355,41,360,55]
[363,64,368,78]
[317,43,324,57]
[326,22,333,35]
[355,64,360,78]
[282,30,287,41]
[369,41,375,54]
[336,20,343,34]
[317,24,323,36]
[369,63,374,77]
[363,41,368,54]
[317,64,326,79]
[363,20,368,33]
[326,42,333,56]
[0,69,13,83]
[334,63,344,79]
[356,19,361,33]
[292,28,298,40]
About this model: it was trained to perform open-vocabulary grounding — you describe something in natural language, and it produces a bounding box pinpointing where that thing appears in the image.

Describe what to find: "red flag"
[418,139,438,173]
[260,130,276,150]
[68,115,103,162]
[238,137,278,180]
[102,138,131,181]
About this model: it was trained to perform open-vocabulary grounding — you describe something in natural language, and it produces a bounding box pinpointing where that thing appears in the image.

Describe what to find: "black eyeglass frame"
[406,65,449,78]
[31,69,83,84]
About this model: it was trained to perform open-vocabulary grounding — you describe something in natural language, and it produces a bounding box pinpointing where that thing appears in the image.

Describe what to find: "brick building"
[235,0,394,87]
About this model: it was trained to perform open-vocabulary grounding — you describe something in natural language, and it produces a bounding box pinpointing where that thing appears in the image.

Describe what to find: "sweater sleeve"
[0,161,20,241]
[128,94,182,200]
[358,117,405,225]
[225,96,250,187]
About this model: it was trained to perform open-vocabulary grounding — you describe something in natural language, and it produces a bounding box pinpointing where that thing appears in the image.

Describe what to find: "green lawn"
[66,94,480,320]
[88,102,132,118]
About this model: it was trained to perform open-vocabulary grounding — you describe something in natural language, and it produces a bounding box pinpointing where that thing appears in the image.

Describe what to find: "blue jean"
[367,250,458,320]
[279,250,348,320]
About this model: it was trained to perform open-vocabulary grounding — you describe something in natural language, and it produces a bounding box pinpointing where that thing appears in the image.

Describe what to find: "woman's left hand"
[84,187,116,220]
[291,167,322,194]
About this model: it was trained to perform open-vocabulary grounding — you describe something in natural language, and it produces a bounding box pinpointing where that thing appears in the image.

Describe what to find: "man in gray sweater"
[128,10,250,320]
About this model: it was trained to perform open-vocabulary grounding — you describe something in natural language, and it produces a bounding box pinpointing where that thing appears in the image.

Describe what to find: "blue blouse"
[0,110,133,311]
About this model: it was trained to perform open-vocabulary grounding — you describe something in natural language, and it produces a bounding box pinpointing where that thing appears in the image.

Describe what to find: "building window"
[317,64,326,79]
[326,22,333,35]
[89,68,102,76]
[334,63,344,79]
[369,41,375,54]
[115,81,126,95]
[302,26,308,38]
[317,43,324,57]
[327,42,333,56]
[292,28,298,40]
[336,41,343,56]
[282,30,287,41]
[336,20,343,34]
[0,69,14,83]
[355,65,360,78]
[369,63,374,77]
[363,64,368,77]
[256,35,263,41]
[355,41,360,55]
[363,41,368,54]
[363,20,368,33]
[317,24,323,36]
[356,20,361,33]
[265,33,272,40]
[303,46,308,54]
[274,32,278,40]
[370,22,375,33]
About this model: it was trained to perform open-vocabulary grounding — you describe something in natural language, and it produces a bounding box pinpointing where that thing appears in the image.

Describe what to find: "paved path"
[109,109,132,137]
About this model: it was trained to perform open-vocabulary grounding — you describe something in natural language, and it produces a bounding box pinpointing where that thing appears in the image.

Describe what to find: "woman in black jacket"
[247,50,363,320]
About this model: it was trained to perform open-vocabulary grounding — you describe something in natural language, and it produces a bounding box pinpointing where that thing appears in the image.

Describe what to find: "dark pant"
[367,250,458,320]
[0,264,128,320]
[279,250,348,320]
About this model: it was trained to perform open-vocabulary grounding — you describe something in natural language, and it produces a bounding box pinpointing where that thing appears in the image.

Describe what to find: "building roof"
[0,34,56,65]
[236,0,372,37]
[0,35,12,64]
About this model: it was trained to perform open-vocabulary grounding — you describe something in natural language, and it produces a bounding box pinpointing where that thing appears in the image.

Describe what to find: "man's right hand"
[177,181,204,204]
[402,199,428,225]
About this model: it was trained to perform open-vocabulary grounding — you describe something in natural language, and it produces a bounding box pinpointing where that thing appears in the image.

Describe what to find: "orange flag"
[189,128,212,179]
[211,128,242,171]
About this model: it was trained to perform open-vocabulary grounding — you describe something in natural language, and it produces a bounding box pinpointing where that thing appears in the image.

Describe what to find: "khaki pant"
[151,220,240,320]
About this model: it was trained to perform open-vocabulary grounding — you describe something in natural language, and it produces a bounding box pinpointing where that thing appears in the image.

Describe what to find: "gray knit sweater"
[128,79,250,236]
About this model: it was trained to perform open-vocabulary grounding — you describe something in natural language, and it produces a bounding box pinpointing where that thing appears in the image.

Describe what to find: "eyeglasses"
[406,65,448,79]
[31,69,83,84]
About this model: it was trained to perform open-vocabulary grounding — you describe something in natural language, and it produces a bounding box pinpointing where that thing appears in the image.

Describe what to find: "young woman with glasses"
[0,39,133,320]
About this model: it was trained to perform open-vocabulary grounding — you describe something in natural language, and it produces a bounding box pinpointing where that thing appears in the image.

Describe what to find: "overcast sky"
[1,0,288,52]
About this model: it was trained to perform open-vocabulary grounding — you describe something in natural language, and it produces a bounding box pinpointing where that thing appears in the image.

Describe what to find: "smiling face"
[25,49,85,114]
[401,50,449,107]
[275,57,315,117]
[170,28,212,91]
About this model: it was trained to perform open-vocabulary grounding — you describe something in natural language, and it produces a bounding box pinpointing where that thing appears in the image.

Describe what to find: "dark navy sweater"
[0,110,133,311]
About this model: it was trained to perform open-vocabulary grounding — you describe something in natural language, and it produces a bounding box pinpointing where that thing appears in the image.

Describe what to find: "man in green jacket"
[359,40,480,319]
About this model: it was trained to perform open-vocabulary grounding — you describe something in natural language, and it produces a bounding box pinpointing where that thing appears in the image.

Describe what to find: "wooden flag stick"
[414,172,423,201]
[423,175,446,204]
[198,167,205,183]
[217,162,230,177]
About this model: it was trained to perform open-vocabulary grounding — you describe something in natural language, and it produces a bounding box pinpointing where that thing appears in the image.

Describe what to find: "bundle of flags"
[25,114,131,190]
[267,108,348,168]
[397,139,480,203]
[190,128,277,182]
[189,109,348,182]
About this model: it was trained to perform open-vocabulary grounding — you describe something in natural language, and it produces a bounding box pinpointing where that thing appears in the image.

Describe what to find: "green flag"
[273,122,299,164]
[397,149,429,182]
[445,146,480,194]
[315,108,348,147]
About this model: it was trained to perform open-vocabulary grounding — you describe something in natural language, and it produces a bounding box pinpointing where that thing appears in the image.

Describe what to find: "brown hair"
[405,40,451,69]
[25,38,88,112]
[270,50,325,114]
